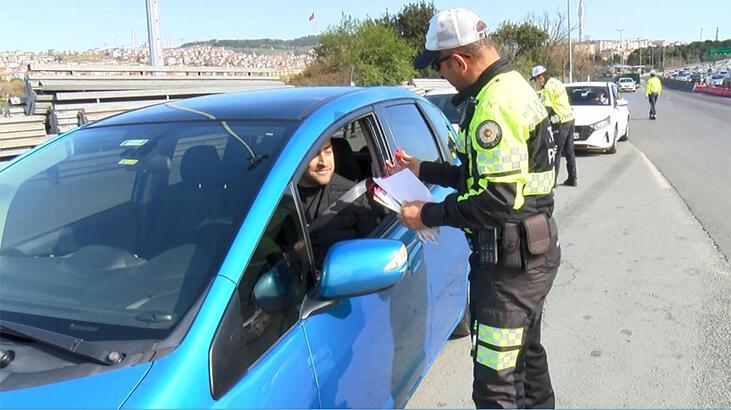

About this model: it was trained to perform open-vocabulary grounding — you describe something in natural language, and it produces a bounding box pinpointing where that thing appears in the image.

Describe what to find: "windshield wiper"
[0,319,124,366]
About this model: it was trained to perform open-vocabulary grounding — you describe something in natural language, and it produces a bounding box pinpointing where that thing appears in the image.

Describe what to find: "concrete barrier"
[693,85,731,98]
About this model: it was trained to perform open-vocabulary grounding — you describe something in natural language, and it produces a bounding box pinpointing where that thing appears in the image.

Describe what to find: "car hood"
[0,362,152,408]
[572,106,612,126]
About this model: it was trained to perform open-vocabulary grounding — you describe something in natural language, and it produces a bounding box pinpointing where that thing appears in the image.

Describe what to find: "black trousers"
[648,93,658,117]
[469,230,560,408]
[554,121,576,182]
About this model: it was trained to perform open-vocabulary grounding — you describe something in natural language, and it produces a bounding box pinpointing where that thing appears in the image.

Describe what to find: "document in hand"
[371,169,439,243]
[372,168,434,204]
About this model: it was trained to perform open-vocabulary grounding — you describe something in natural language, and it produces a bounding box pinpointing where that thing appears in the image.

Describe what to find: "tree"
[491,21,548,75]
[290,16,415,86]
[380,1,436,51]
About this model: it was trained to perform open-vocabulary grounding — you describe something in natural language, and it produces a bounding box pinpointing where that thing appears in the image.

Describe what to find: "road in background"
[623,88,731,261]
[408,87,731,408]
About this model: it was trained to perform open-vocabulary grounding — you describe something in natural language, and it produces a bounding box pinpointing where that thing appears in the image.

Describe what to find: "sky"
[1,0,729,52]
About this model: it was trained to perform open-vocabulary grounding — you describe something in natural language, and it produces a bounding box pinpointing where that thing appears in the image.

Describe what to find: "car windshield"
[0,119,297,341]
[425,93,464,124]
[566,86,611,106]
[619,78,633,83]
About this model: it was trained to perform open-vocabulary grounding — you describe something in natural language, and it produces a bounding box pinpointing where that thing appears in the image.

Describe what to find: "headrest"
[180,145,221,186]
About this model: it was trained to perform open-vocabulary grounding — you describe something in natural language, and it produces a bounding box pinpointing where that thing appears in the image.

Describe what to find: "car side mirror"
[617,99,629,107]
[319,239,408,299]
[252,259,302,314]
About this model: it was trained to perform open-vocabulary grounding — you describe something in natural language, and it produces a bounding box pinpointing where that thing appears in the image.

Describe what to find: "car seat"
[330,137,363,181]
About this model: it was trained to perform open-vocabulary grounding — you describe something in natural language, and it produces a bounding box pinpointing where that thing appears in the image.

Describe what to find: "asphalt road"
[407,88,731,408]
[622,88,731,262]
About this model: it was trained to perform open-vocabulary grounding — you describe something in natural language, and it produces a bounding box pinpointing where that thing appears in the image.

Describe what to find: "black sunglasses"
[431,54,453,71]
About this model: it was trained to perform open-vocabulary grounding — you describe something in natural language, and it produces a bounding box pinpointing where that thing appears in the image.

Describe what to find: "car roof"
[618,77,634,81]
[566,81,612,87]
[86,86,419,127]
[424,86,458,96]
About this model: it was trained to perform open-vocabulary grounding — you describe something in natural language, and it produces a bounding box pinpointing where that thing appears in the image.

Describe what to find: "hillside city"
[0,38,674,81]
[0,44,315,80]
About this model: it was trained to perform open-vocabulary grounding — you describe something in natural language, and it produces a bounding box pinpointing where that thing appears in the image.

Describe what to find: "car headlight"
[591,116,611,130]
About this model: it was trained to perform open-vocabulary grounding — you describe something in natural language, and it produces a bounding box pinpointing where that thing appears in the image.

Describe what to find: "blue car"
[0,87,470,408]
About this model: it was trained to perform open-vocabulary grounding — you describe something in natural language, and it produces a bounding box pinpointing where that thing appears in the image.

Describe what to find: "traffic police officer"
[391,8,561,409]
[646,69,662,119]
[531,65,577,186]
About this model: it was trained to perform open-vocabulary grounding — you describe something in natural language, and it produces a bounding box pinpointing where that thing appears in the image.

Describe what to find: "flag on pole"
[308,12,315,21]
[578,0,584,42]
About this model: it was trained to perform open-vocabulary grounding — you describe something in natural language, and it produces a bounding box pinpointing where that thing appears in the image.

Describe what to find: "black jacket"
[298,173,377,267]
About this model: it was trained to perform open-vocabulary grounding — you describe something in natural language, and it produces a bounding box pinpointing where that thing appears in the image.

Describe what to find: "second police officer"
[531,65,577,187]
[390,8,561,409]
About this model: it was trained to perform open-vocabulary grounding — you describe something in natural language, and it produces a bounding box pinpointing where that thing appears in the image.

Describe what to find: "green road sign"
[707,47,731,56]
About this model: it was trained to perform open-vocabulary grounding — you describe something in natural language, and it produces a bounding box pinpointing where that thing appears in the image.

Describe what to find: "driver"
[297,139,378,270]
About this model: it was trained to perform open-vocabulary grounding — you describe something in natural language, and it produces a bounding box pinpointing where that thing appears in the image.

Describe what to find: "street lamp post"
[617,29,624,67]
[567,0,573,82]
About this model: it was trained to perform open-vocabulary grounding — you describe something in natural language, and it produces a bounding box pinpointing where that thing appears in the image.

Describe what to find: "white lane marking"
[639,151,672,189]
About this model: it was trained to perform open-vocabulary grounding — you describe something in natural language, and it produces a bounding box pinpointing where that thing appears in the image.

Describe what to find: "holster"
[520,213,552,271]
[501,223,522,269]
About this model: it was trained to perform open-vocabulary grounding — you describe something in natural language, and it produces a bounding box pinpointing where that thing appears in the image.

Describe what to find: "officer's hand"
[384,149,421,177]
[398,200,427,230]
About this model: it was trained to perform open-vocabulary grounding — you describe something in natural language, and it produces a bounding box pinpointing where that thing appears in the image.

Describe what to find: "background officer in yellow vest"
[646,69,663,119]
[531,65,577,186]
[388,8,561,409]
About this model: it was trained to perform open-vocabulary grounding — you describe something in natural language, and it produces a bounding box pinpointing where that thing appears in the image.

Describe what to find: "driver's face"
[300,140,335,187]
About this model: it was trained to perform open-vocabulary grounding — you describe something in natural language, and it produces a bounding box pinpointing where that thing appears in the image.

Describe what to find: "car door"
[376,100,470,361]
[300,111,437,408]
[610,84,628,135]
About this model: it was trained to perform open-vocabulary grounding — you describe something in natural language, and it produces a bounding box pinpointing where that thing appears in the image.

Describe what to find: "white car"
[424,86,464,132]
[706,74,726,87]
[617,77,637,92]
[566,81,630,154]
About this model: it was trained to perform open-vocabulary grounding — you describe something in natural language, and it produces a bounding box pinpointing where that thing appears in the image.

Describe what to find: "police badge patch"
[476,120,502,149]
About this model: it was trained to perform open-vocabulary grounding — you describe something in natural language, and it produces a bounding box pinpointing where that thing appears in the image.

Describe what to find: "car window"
[0,120,296,341]
[235,185,310,369]
[566,86,611,106]
[382,103,441,162]
[424,93,464,125]
[420,100,459,162]
[328,116,382,182]
[299,115,387,270]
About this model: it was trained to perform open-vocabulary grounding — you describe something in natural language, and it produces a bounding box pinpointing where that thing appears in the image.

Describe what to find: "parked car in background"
[0,87,471,408]
[617,77,637,92]
[565,81,630,154]
[424,86,464,132]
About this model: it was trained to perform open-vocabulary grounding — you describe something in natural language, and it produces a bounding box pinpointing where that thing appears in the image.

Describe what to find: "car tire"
[619,117,630,141]
[607,125,618,154]
[450,297,471,339]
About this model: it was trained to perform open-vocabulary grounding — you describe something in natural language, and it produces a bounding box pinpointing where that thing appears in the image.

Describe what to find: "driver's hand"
[384,149,422,177]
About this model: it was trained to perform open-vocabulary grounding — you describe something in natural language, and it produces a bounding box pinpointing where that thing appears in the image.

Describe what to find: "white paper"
[373,169,434,204]
[372,169,439,244]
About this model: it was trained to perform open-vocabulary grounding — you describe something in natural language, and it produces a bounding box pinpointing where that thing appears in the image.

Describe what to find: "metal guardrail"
[0,64,289,158]
[28,63,282,77]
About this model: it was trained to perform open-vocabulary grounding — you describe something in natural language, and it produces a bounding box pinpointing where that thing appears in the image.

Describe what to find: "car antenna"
[166,102,267,168]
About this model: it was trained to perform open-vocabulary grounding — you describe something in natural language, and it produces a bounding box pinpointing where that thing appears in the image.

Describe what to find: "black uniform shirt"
[298,173,377,267]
